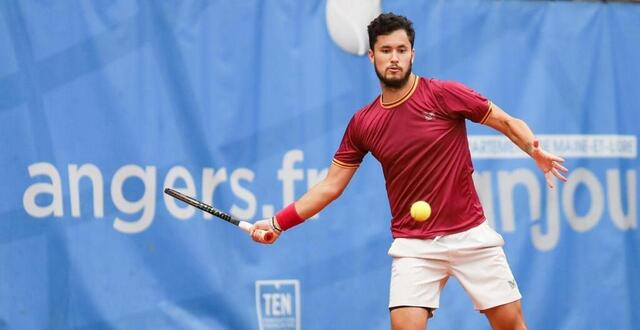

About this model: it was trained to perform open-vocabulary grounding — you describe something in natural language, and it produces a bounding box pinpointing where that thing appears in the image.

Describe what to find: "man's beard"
[375,62,412,89]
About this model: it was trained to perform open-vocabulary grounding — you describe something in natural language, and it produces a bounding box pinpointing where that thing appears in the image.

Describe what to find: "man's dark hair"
[367,13,415,50]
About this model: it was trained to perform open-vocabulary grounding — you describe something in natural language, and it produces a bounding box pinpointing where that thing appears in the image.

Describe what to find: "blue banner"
[1,1,638,329]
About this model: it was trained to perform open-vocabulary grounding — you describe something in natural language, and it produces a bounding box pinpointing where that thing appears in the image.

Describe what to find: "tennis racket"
[164,188,274,241]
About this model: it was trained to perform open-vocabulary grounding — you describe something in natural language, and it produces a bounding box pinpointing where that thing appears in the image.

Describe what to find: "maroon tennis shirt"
[333,76,493,239]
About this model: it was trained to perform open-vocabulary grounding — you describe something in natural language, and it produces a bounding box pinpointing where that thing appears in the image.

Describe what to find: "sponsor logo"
[256,279,301,330]
[423,111,435,121]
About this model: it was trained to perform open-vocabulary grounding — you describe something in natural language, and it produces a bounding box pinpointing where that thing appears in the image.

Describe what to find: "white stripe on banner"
[469,134,637,159]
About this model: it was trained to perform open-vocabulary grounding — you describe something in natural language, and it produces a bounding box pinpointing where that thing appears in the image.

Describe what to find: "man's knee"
[390,306,431,330]
[482,300,527,330]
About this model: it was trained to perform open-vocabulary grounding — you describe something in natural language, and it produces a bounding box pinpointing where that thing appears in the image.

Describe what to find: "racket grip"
[238,221,275,242]
[238,221,252,233]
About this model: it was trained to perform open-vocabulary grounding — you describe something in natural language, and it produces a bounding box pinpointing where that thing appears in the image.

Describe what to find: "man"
[251,13,567,330]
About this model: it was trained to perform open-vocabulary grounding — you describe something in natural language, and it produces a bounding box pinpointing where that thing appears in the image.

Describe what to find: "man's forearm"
[503,117,536,156]
[272,164,356,232]
[294,181,342,219]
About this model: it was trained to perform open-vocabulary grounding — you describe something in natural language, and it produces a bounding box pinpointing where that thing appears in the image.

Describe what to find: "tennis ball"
[410,201,431,222]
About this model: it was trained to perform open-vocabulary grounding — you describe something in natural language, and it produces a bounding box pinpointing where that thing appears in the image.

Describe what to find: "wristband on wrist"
[275,203,305,231]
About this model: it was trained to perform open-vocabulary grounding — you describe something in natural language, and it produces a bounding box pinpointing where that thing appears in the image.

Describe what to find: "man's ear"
[368,49,374,64]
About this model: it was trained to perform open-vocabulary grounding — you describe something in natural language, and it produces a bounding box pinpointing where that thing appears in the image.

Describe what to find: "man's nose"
[390,51,399,62]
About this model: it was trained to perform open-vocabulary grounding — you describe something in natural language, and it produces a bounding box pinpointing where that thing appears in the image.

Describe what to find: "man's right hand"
[250,218,281,244]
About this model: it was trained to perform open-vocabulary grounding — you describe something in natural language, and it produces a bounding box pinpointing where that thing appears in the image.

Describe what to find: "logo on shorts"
[256,279,301,330]
[508,280,516,289]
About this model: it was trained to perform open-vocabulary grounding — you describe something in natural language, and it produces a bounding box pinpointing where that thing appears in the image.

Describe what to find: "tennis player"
[252,13,567,330]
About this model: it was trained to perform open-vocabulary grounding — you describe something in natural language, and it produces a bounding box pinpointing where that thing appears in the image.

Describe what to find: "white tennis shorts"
[388,221,522,312]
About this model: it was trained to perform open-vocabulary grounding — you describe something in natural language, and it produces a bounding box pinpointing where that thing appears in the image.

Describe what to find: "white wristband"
[270,216,282,233]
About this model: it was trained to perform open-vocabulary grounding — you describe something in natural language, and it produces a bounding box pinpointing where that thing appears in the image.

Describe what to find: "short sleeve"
[435,80,493,123]
[332,115,367,169]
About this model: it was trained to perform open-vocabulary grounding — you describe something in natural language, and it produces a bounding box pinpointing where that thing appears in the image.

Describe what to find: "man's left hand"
[531,139,568,188]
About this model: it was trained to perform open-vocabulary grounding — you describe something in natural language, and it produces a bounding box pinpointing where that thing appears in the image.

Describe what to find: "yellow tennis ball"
[410,201,431,222]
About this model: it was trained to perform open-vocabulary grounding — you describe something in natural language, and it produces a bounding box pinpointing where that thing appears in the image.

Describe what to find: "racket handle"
[238,221,275,242]
[238,221,252,233]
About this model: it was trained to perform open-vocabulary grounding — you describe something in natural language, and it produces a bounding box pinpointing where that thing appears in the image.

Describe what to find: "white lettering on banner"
[262,293,293,316]
[563,168,605,232]
[23,162,64,217]
[21,142,638,249]
[277,149,328,219]
[497,169,540,232]
[21,164,262,232]
[473,167,637,251]
[163,166,197,220]
[229,168,257,220]
[469,134,637,158]
[255,280,301,330]
[532,185,560,251]
[111,165,156,234]
[278,150,304,206]
[202,168,228,220]
[607,170,637,230]
[69,164,104,218]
